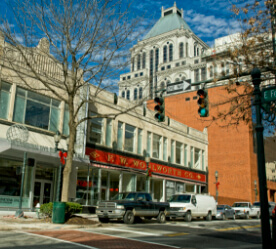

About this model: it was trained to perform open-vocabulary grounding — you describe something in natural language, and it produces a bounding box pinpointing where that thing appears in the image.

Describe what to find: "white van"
[168,193,216,222]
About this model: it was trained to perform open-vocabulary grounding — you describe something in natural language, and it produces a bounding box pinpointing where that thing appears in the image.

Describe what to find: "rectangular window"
[13,87,61,132]
[202,150,205,170]
[201,67,206,81]
[152,133,162,159]
[176,141,183,164]
[138,129,143,155]
[163,137,167,161]
[117,122,123,150]
[195,148,201,169]
[0,82,12,120]
[105,119,112,147]
[195,69,199,82]
[125,124,136,152]
[147,132,151,157]
[89,113,103,144]
[170,140,175,163]
[190,146,194,168]
[184,144,188,166]
[175,63,179,67]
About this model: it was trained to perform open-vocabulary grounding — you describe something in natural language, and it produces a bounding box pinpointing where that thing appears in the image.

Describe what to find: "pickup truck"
[96,192,169,224]
[232,202,260,219]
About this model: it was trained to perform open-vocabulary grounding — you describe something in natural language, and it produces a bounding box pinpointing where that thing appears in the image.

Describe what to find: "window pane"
[195,148,201,169]
[0,82,12,119]
[138,129,142,155]
[106,119,112,147]
[176,141,182,164]
[163,137,167,161]
[170,140,175,163]
[63,105,69,136]
[190,146,194,168]
[125,124,136,152]
[153,133,161,159]
[147,132,151,157]
[202,150,205,170]
[184,145,188,166]
[13,91,26,123]
[90,114,103,144]
[49,106,60,132]
[117,122,123,150]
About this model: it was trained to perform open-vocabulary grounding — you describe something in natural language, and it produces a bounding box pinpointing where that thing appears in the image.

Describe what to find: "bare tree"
[0,0,147,201]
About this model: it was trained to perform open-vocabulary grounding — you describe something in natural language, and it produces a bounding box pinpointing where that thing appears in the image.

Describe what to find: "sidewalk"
[0,210,100,231]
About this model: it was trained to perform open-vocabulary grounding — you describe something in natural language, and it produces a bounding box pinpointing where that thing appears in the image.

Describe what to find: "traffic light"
[154,93,165,122]
[197,89,209,117]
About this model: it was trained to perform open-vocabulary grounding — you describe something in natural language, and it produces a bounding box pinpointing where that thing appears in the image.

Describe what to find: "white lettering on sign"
[264,88,276,101]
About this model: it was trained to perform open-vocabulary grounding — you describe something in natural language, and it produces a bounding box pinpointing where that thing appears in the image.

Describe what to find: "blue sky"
[131,0,254,47]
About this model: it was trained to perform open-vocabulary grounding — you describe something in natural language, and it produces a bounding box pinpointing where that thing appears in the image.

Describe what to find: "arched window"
[210,66,213,77]
[166,80,171,86]
[186,42,189,57]
[155,48,159,72]
[139,87,143,99]
[179,42,184,58]
[134,88,138,100]
[131,58,134,72]
[126,90,130,100]
[197,47,199,56]
[122,91,125,98]
[150,50,154,76]
[169,44,173,61]
[194,44,197,57]
[181,76,186,81]
[163,45,167,63]
[142,52,146,69]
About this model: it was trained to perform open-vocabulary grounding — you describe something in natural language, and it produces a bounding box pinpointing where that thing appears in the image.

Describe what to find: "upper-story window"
[194,44,197,57]
[125,124,136,153]
[186,42,189,57]
[197,47,199,56]
[150,50,154,76]
[138,128,143,155]
[126,90,130,100]
[134,88,138,100]
[163,45,167,63]
[221,62,225,76]
[155,48,159,72]
[160,81,165,90]
[195,69,199,82]
[142,52,146,69]
[209,65,214,78]
[89,113,104,144]
[117,121,123,150]
[63,104,69,136]
[0,81,12,120]
[201,67,206,81]
[226,62,230,75]
[131,58,134,72]
[122,91,125,98]
[13,87,61,132]
[176,141,183,164]
[179,42,184,58]
[195,148,201,169]
[137,54,141,70]
[139,87,143,99]
[105,118,112,147]
[152,133,162,159]
[169,44,173,61]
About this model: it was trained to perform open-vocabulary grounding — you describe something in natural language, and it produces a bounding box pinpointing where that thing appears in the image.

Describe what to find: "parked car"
[168,193,216,222]
[253,201,276,218]
[216,204,236,220]
[232,202,260,219]
[96,192,169,224]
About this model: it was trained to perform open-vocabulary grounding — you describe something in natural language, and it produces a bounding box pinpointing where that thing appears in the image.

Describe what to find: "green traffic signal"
[154,95,165,122]
[197,89,209,117]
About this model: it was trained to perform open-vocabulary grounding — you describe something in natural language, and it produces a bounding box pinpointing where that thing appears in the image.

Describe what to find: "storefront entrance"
[33,180,52,207]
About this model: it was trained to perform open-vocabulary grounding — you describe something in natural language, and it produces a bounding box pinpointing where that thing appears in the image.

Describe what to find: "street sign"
[262,86,276,102]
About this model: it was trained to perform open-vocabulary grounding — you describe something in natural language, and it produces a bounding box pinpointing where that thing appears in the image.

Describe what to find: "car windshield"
[111,193,129,200]
[232,203,248,208]
[253,202,260,207]
[217,205,224,210]
[168,195,191,203]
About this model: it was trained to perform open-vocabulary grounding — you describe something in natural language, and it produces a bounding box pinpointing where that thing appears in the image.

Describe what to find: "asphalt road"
[0,219,264,249]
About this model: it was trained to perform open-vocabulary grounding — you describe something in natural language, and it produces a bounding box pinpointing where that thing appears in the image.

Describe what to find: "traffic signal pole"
[251,68,272,249]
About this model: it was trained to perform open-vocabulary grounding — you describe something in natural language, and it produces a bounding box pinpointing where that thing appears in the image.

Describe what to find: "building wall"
[148,85,259,205]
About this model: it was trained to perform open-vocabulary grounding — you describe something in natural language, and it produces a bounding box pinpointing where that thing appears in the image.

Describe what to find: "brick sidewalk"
[31,230,178,249]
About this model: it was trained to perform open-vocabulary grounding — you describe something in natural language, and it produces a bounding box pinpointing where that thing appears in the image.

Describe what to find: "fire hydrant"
[35,203,41,219]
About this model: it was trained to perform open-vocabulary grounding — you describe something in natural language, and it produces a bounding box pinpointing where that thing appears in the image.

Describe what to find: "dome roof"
[143,11,191,40]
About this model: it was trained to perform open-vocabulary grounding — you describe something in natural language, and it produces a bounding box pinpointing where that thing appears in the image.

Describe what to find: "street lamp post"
[215,171,218,203]
[54,131,62,202]
[251,68,272,249]
[145,156,150,193]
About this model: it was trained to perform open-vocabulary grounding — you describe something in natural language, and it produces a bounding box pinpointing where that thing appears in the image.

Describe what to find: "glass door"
[33,180,52,207]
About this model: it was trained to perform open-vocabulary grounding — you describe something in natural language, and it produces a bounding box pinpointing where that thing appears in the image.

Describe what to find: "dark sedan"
[216,204,235,220]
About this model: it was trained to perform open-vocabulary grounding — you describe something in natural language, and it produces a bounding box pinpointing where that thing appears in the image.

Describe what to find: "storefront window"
[138,129,143,155]
[117,122,123,150]
[186,184,194,192]
[166,181,175,200]
[152,133,161,159]
[125,124,136,152]
[0,81,12,120]
[106,119,112,147]
[137,175,146,192]
[13,87,61,131]
[176,141,183,164]
[163,137,167,161]
[89,113,103,144]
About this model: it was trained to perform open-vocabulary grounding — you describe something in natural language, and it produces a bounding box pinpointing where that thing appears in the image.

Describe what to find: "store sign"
[0,196,29,208]
[86,148,206,183]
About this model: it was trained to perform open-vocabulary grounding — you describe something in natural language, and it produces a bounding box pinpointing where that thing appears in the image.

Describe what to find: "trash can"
[52,202,66,224]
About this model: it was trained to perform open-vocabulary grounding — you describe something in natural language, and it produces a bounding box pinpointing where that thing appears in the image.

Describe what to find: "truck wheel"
[98,217,109,223]
[123,210,135,224]
[184,212,192,222]
[157,211,166,223]
[205,212,212,221]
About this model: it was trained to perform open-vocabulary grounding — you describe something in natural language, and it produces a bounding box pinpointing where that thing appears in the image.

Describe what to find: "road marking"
[165,232,189,237]
[216,224,261,231]
[99,227,160,236]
